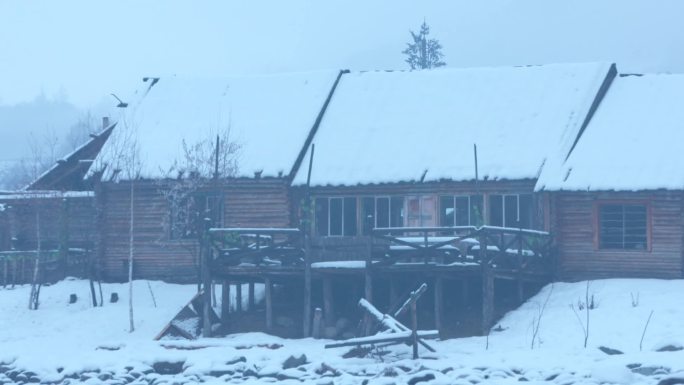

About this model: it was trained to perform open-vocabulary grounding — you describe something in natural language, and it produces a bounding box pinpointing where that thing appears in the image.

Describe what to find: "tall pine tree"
[402,21,446,70]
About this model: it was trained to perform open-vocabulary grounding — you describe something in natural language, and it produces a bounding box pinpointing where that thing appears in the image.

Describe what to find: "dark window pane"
[390,196,404,227]
[343,197,357,236]
[455,196,470,226]
[489,195,503,227]
[504,195,519,227]
[376,197,390,228]
[329,198,343,236]
[470,195,484,226]
[440,196,454,226]
[315,198,329,236]
[518,194,533,229]
[362,197,375,235]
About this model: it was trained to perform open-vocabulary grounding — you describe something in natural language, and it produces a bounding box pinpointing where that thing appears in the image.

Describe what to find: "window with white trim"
[360,196,405,234]
[315,197,357,236]
[488,194,533,228]
[439,195,484,226]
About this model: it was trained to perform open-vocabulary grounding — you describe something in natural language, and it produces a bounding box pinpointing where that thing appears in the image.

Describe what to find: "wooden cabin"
[537,73,684,280]
[87,70,344,282]
[0,123,113,284]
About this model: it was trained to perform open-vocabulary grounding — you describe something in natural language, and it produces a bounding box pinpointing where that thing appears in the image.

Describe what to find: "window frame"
[315,196,358,237]
[593,200,652,252]
[439,195,474,226]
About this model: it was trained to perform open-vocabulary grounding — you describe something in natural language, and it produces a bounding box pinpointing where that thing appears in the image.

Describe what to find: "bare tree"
[158,128,241,290]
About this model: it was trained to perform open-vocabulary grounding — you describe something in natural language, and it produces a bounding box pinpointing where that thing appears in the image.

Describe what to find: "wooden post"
[481,232,494,335]
[248,282,255,311]
[235,283,243,313]
[411,300,419,359]
[389,277,399,308]
[363,235,374,335]
[302,145,315,338]
[434,276,443,334]
[312,308,323,339]
[201,219,212,337]
[517,281,525,304]
[460,278,469,306]
[59,198,69,275]
[322,276,334,327]
[265,277,273,331]
[221,280,230,325]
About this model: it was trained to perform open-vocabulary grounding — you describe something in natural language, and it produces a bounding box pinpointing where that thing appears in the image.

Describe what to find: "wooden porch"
[203,225,554,338]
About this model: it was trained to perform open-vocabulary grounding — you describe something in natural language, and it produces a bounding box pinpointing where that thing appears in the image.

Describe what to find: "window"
[598,203,648,250]
[360,196,406,234]
[488,194,533,228]
[315,197,357,236]
[439,195,483,226]
[169,193,223,240]
[407,196,437,227]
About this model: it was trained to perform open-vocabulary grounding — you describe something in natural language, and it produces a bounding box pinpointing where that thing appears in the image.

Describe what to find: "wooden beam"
[363,237,374,336]
[248,282,255,311]
[221,280,230,325]
[312,307,323,339]
[481,234,494,335]
[322,276,334,327]
[235,283,243,313]
[265,278,273,331]
[434,277,443,334]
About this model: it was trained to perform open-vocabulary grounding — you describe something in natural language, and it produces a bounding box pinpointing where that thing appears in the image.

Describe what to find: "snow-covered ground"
[1,278,683,384]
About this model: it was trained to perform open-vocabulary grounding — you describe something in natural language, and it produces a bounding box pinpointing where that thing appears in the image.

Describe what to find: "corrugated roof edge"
[25,122,117,191]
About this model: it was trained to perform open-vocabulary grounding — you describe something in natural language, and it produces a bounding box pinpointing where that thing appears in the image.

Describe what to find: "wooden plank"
[265,277,273,331]
[434,277,443,333]
[324,330,438,349]
[248,282,255,311]
[323,276,334,327]
[221,280,230,325]
[235,283,242,313]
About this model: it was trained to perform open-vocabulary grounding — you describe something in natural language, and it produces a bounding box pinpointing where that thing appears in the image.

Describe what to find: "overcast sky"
[1,0,683,160]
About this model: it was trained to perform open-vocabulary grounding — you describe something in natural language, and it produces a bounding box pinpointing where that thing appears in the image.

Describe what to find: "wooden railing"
[371,226,553,275]
[206,226,553,276]
[0,247,91,286]
[208,228,304,267]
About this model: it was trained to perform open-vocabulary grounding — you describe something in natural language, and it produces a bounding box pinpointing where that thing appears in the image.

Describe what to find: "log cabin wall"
[99,177,291,282]
[553,191,684,280]
[0,196,97,251]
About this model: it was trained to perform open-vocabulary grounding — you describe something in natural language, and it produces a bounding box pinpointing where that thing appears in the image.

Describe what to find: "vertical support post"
[265,277,273,331]
[389,278,399,308]
[248,282,255,311]
[517,280,525,304]
[411,300,418,359]
[460,278,469,307]
[235,283,243,313]
[434,276,443,334]
[481,232,494,335]
[322,276,334,327]
[221,280,230,325]
[312,307,323,339]
[303,234,312,337]
[201,219,212,337]
[363,235,374,335]
[59,198,69,275]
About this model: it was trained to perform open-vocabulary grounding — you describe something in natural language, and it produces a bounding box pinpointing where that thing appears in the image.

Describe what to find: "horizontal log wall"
[0,197,97,250]
[553,191,683,280]
[100,178,291,282]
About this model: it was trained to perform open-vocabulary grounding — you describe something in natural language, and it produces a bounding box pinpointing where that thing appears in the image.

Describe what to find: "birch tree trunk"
[28,208,41,310]
[128,180,135,333]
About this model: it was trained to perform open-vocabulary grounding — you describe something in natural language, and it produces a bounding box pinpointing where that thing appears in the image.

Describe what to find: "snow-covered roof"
[537,74,684,191]
[292,63,615,186]
[93,71,340,180]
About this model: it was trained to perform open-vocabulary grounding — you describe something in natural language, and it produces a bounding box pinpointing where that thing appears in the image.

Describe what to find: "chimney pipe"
[102,116,110,130]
